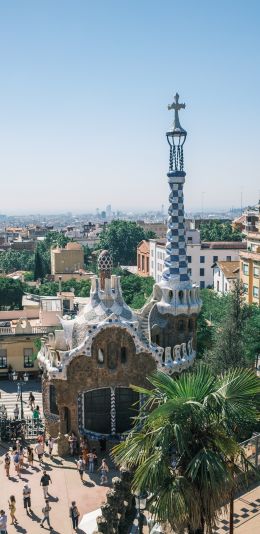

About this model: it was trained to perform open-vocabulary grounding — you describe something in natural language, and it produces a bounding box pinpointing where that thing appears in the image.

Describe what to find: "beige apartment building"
[51,242,84,275]
[240,205,260,305]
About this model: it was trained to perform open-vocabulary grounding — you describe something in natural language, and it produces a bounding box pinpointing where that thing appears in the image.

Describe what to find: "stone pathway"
[212,488,260,533]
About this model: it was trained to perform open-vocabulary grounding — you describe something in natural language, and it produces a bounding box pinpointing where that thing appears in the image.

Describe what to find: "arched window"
[179,290,184,303]
[120,346,127,364]
[155,334,160,345]
[188,319,193,331]
[98,348,104,364]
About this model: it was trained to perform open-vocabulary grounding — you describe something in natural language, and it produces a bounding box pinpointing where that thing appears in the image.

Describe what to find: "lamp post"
[134,492,147,533]
[12,371,29,419]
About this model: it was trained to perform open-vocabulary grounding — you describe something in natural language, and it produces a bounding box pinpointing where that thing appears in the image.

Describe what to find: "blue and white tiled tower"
[141,93,201,374]
[162,93,189,283]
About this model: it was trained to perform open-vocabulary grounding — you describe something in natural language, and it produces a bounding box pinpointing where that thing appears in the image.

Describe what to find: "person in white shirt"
[13,404,19,420]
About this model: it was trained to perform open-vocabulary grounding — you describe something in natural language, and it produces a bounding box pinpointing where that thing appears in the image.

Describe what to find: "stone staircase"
[0,380,43,418]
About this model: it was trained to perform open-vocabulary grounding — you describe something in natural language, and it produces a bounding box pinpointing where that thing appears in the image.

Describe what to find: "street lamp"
[12,371,29,419]
[134,492,147,533]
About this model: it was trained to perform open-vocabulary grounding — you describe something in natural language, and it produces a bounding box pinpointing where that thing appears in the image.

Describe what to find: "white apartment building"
[149,230,246,288]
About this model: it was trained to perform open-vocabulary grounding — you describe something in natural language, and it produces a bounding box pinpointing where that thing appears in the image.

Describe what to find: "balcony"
[0,325,56,336]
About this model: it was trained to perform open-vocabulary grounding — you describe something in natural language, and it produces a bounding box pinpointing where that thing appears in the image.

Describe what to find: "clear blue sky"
[0,0,260,214]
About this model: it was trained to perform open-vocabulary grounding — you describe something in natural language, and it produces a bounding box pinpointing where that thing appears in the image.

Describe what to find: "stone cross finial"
[168,93,186,131]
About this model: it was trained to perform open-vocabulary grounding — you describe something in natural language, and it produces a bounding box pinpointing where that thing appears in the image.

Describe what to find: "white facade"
[150,231,245,288]
[213,262,239,295]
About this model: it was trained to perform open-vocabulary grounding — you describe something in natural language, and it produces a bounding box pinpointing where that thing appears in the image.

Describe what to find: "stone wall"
[93,468,135,534]
[42,325,156,453]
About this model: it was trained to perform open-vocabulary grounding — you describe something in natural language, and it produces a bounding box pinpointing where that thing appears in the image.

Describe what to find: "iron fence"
[0,417,45,442]
[240,433,260,469]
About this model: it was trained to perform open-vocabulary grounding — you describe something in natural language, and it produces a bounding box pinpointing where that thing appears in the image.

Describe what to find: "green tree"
[243,305,260,367]
[0,278,24,309]
[199,221,243,242]
[99,220,156,265]
[119,270,154,308]
[206,282,249,372]
[197,289,229,356]
[0,250,35,273]
[113,367,260,533]
[34,249,46,281]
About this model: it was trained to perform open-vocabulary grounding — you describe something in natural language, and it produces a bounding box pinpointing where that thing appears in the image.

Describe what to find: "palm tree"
[113,366,260,533]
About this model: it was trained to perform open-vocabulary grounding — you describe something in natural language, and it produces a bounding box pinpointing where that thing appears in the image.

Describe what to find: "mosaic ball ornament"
[98,249,113,272]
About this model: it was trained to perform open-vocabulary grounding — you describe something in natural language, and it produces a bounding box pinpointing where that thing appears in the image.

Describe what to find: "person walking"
[16,383,21,401]
[99,458,109,485]
[13,404,19,420]
[8,496,17,525]
[69,501,80,531]
[48,436,55,457]
[40,499,53,530]
[0,510,7,534]
[33,405,40,428]
[23,484,32,514]
[87,450,97,474]
[4,453,11,478]
[76,456,84,483]
[13,450,21,478]
[28,392,35,410]
[35,441,44,465]
[40,470,52,499]
[27,446,34,468]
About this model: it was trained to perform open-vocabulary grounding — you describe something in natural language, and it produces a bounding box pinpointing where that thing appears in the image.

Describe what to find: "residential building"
[213,261,239,295]
[137,240,150,276]
[239,204,260,305]
[150,237,246,288]
[51,242,84,275]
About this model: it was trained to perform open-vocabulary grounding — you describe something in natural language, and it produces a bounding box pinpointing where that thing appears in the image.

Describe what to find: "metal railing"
[0,326,55,336]
[240,433,260,469]
[0,417,45,441]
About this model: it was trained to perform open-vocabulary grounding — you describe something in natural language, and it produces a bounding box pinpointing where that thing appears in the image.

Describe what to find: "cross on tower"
[168,93,186,130]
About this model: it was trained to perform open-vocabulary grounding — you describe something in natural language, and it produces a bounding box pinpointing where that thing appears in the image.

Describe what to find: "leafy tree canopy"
[99,220,156,266]
[24,278,91,298]
[200,220,243,242]
[116,269,154,308]
[0,278,24,309]
[0,250,35,273]
[113,366,260,533]
[199,284,260,373]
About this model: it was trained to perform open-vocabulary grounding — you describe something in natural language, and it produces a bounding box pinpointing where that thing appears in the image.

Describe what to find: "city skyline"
[1,1,260,213]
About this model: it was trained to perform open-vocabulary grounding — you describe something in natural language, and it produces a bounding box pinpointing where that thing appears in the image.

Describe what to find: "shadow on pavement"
[13,524,27,533]
[29,510,41,523]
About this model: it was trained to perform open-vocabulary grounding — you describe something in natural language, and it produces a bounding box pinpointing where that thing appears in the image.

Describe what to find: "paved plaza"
[0,441,116,534]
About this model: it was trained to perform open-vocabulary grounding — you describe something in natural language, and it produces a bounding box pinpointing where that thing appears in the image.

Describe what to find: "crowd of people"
[0,429,111,533]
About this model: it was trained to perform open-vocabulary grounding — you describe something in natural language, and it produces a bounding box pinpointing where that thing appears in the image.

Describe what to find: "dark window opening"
[84,388,111,434]
[49,385,59,415]
[0,349,7,368]
[120,346,127,364]
[64,406,71,434]
[24,348,34,368]
[155,334,160,345]
[115,388,139,433]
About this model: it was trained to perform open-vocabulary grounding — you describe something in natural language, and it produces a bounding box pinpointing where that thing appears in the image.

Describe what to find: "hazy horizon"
[1,1,260,214]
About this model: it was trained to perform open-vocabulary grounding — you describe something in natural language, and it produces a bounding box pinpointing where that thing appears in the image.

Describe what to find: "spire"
[161,92,190,285]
